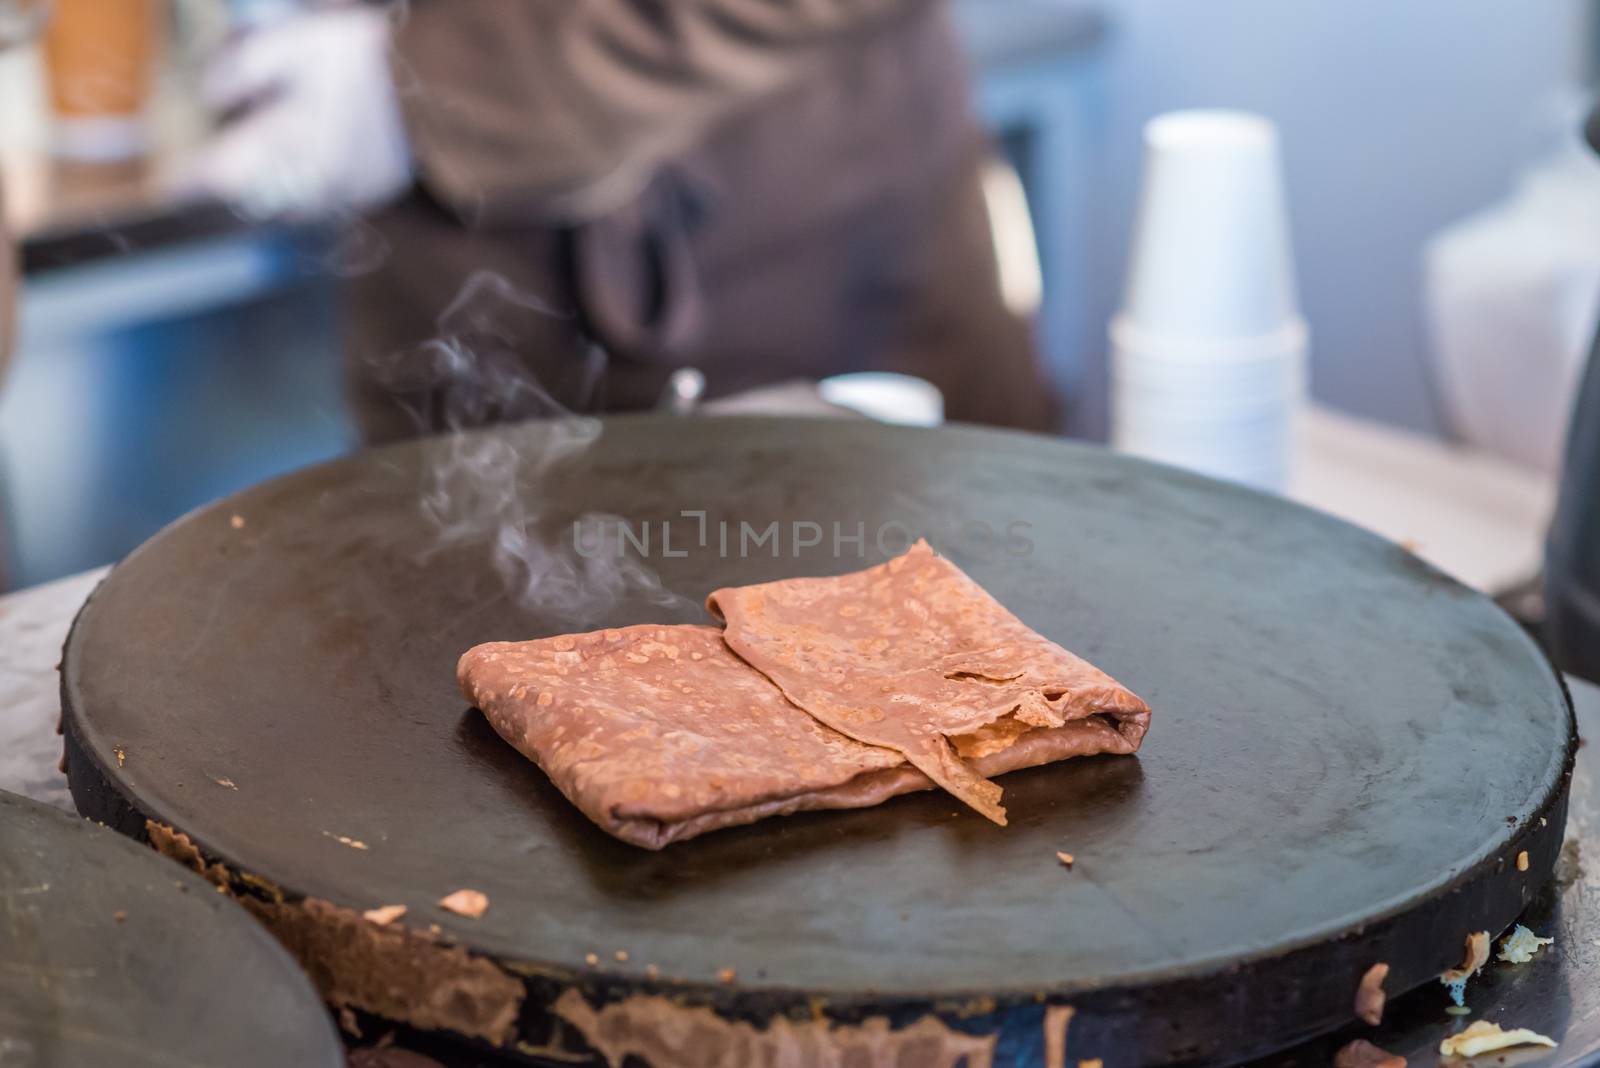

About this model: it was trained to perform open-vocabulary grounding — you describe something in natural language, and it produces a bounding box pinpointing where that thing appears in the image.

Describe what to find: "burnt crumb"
[1334,1038,1405,1068]
[1441,931,1490,1006]
[438,889,488,918]
[363,904,407,927]
[322,831,369,850]
[1443,931,1490,981]
[1355,962,1389,1026]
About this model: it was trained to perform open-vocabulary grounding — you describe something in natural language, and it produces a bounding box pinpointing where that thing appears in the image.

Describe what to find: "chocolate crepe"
[459,617,1148,847]
[706,540,1150,824]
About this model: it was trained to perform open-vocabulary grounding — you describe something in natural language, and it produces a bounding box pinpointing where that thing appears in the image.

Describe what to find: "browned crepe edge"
[706,541,1150,827]
[607,714,1137,849]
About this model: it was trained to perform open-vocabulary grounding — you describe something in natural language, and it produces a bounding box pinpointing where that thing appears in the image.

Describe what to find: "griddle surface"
[60,417,1572,1065]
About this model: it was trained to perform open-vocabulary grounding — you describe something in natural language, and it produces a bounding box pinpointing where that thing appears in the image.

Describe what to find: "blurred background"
[1,0,1598,675]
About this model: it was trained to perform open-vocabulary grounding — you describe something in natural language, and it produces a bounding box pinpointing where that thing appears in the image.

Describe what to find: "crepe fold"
[459,542,1150,848]
[706,540,1149,825]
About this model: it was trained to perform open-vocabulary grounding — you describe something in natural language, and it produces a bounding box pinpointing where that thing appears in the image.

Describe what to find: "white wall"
[1081,0,1590,435]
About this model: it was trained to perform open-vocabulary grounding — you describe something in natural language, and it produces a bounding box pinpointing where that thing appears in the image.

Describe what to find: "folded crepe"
[458,542,1150,848]
[706,540,1149,825]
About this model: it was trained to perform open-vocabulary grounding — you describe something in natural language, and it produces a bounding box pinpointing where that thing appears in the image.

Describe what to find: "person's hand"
[174,5,411,219]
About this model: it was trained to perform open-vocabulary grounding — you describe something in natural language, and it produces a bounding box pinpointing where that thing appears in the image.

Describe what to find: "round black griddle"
[0,789,343,1068]
[60,416,1573,1067]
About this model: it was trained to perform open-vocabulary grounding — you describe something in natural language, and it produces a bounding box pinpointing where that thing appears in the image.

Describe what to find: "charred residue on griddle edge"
[143,820,522,1046]
[547,989,1004,1068]
[140,821,1012,1060]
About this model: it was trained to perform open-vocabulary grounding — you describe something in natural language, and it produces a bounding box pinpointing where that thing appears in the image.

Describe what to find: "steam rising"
[316,213,392,277]
[385,270,694,624]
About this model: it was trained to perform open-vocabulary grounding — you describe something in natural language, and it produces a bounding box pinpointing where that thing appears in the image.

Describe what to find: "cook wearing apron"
[345,0,1058,442]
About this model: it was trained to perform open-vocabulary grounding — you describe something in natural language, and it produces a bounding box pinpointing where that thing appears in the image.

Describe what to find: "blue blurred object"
[957,0,1107,405]
[0,231,354,588]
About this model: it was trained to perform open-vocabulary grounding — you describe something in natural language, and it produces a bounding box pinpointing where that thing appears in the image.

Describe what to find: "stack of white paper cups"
[1110,110,1308,492]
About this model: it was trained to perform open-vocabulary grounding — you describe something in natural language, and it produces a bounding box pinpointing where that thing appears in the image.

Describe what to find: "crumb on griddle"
[1517,850,1530,871]
[230,514,246,530]
[717,967,736,983]
[113,746,126,768]
[339,1006,362,1038]
[362,904,407,926]
[1056,851,1074,869]
[585,953,599,966]
[1496,924,1554,964]
[213,777,237,790]
[1438,1020,1555,1058]
[1334,1038,1406,1068]
[322,831,369,850]
[112,910,127,923]
[645,963,660,979]
[1078,1061,1102,1068]
[1439,931,1489,1006]
[614,950,629,962]
[1355,962,1389,1026]
[438,889,488,918]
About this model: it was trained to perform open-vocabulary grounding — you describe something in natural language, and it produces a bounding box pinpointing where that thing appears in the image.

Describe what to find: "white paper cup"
[1122,110,1301,339]
[1109,109,1307,492]
[1112,340,1305,491]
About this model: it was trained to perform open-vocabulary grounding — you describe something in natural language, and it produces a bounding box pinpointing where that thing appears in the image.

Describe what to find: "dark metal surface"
[0,789,343,1068]
[1252,674,1600,1068]
[328,677,1600,1068]
[60,416,1573,1066]
[1542,96,1600,686]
